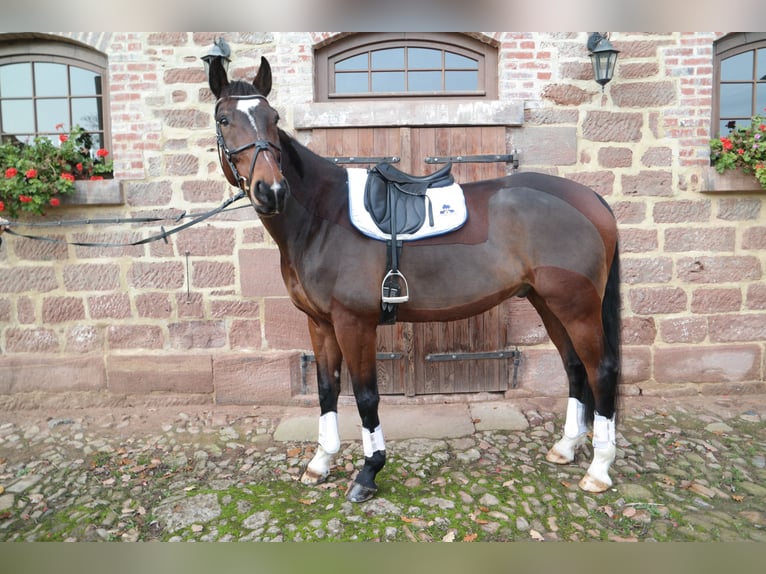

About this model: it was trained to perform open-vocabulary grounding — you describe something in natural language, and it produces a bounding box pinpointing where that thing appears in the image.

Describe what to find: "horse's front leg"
[300,317,343,486]
[334,312,385,503]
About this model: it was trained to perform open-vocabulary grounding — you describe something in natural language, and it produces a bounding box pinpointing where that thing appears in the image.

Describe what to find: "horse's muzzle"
[250,179,288,216]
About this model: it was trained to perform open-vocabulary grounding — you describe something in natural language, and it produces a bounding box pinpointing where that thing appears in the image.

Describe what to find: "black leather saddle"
[364,162,454,235]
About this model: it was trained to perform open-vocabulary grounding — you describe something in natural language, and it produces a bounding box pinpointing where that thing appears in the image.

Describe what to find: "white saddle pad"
[346,168,467,241]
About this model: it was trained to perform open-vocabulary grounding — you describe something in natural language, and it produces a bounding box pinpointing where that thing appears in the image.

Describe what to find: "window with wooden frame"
[712,33,766,137]
[0,35,110,150]
[315,33,497,101]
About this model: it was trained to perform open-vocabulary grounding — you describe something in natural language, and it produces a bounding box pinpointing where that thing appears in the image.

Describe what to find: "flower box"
[61,178,124,206]
[701,166,764,193]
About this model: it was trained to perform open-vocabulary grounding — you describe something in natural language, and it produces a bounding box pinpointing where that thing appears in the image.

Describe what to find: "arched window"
[712,33,766,136]
[315,33,497,101]
[0,35,110,149]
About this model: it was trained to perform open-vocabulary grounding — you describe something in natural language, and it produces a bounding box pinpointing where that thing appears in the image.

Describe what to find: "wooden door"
[307,126,515,396]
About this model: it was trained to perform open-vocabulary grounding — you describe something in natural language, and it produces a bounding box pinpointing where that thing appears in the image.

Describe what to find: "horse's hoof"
[578,472,611,493]
[545,434,586,465]
[300,468,328,486]
[346,481,377,503]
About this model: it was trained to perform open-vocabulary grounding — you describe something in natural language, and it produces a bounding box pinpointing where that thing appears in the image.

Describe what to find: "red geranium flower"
[49,197,61,207]
[60,172,75,182]
[96,148,109,158]
[90,175,104,180]
[0,200,5,212]
[737,148,745,155]
[19,195,33,203]
[25,168,37,179]
[720,137,733,150]
[59,134,68,143]
[75,163,83,172]
[5,167,18,178]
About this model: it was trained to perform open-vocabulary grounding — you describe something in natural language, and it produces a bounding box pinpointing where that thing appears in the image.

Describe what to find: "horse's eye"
[217,116,229,127]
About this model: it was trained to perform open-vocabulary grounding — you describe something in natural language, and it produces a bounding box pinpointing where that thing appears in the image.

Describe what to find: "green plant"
[709,109,766,189]
[0,124,113,217]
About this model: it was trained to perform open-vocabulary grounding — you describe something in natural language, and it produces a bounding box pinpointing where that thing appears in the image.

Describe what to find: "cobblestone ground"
[1,396,765,542]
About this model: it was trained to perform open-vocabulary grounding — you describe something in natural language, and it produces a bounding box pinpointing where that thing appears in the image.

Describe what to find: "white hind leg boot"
[301,411,340,485]
[546,397,588,464]
[579,412,616,492]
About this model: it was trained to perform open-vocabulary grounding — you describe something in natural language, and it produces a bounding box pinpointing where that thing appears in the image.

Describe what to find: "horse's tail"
[582,241,622,424]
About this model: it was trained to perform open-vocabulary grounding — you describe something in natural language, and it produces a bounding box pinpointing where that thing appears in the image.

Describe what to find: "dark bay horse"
[208,56,621,502]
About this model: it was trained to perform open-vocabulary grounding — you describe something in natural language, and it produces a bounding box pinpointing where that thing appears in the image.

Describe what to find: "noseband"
[215,95,283,194]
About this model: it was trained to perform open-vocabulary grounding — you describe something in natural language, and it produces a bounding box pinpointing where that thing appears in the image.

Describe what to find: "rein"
[0,190,247,248]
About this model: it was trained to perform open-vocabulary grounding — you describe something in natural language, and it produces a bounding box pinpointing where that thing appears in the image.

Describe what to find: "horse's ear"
[253,56,272,97]
[208,57,229,98]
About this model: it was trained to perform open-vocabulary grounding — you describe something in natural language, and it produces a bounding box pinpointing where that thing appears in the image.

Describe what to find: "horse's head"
[209,56,287,216]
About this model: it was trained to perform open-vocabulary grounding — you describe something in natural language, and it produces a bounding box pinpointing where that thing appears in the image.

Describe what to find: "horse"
[207,56,622,503]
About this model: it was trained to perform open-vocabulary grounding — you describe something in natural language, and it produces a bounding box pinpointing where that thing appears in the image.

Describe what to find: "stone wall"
[1,32,764,408]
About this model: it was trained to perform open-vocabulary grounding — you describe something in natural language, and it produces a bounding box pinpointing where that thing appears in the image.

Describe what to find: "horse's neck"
[262,137,347,248]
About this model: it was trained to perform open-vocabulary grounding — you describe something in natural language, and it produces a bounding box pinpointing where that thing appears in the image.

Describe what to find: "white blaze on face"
[236,98,282,195]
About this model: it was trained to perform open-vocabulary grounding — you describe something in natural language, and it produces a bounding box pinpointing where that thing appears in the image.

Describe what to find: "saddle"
[364,162,454,235]
[363,162,454,320]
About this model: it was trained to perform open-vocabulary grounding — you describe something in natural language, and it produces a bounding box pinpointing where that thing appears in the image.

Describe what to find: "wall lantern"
[587,32,619,90]
[201,37,231,79]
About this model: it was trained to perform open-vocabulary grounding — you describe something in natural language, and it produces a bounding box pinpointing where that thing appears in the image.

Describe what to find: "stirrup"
[381,270,409,304]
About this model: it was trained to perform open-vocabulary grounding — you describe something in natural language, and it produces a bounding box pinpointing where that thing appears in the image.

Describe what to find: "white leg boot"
[546,397,588,464]
[301,411,340,485]
[579,412,616,492]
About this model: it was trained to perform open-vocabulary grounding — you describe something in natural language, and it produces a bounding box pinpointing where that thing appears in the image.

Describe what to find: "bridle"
[214,95,283,195]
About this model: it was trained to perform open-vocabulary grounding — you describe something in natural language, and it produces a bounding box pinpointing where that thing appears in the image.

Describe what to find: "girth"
[363,162,454,323]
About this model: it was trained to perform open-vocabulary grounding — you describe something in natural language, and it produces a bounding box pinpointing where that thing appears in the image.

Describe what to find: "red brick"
[629,287,687,315]
[0,299,9,322]
[161,109,209,129]
[42,296,86,323]
[11,236,68,261]
[717,198,761,221]
[107,354,213,395]
[619,62,659,79]
[677,256,762,283]
[210,299,260,318]
[691,288,742,314]
[168,320,227,349]
[612,201,646,224]
[622,170,672,197]
[565,171,615,196]
[621,347,652,385]
[621,257,673,284]
[513,348,567,396]
[709,315,766,343]
[264,298,312,350]
[136,293,173,318]
[107,325,164,349]
[88,294,132,319]
[17,297,34,324]
[0,355,105,393]
[541,84,593,106]
[653,200,711,223]
[742,226,766,249]
[213,351,303,405]
[65,325,104,353]
[746,284,766,310]
[523,108,579,125]
[559,61,592,81]
[611,81,676,108]
[243,227,266,244]
[619,228,658,253]
[166,154,199,176]
[163,68,207,84]
[229,319,262,349]
[621,316,656,345]
[659,317,708,343]
[73,233,144,259]
[239,248,289,298]
[175,227,235,257]
[181,180,228,203]
[0,267,58,293]
[63,263,121,291]
[505,298,548,345]
[598,147,633,168]
[4,328,59,353]
[177,292,205,318]
[512,126,577,166]
[124,181,173,206]
[654,345,761,384]
[582,111,643,142]
[664,227,735,252]
[640,147,672,167]
[129,261,185,289]
[192,261,235,288]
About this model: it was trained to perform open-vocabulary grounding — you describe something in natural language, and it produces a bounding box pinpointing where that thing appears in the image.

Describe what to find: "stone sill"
[292,99,525,129]
[700,166,765,193]
[60,178,124,206]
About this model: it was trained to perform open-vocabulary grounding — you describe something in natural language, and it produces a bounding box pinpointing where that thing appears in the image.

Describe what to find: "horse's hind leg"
[528,293,589,464]
[301,317,343,486]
